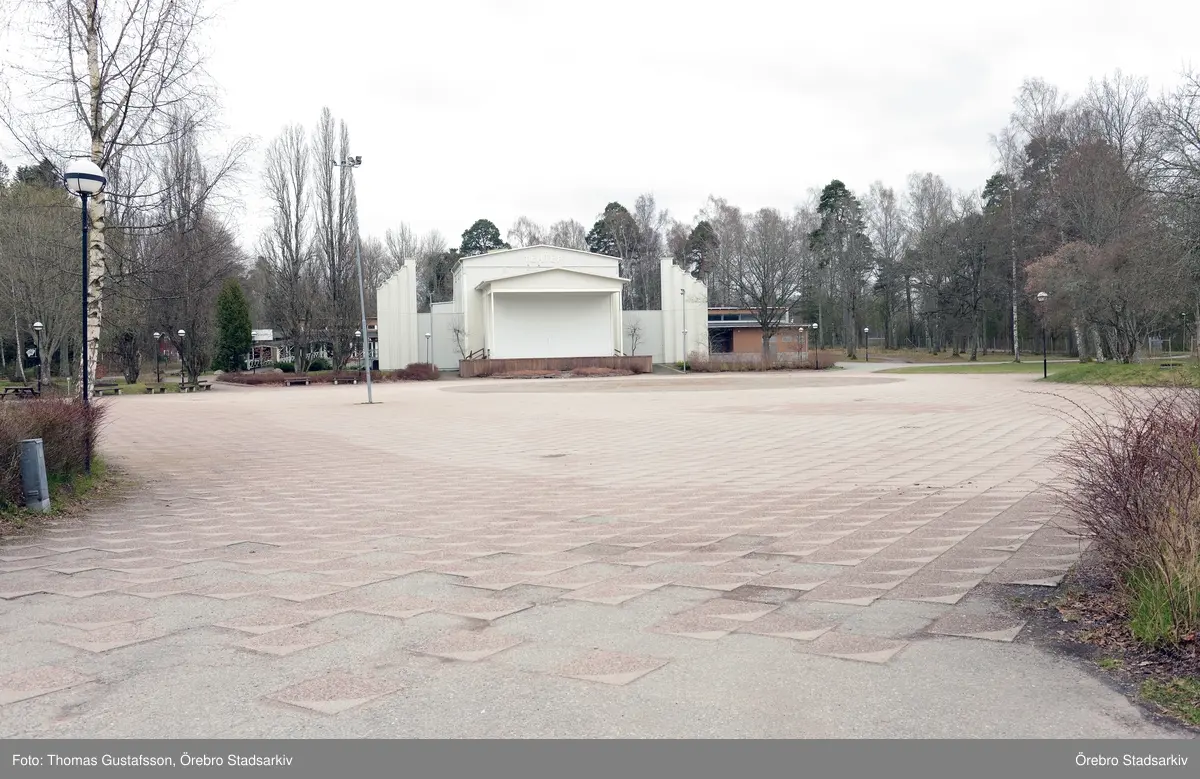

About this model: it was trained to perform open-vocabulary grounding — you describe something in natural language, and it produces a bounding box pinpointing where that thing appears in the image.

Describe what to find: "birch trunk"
[82,3,108,397]
[1072,320,1086,361]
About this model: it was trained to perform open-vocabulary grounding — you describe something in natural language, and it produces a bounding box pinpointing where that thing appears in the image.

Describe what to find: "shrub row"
[0,399,104,507]
[1057,386,1200,645]
[683,355,813,372]
[217,364,439,386]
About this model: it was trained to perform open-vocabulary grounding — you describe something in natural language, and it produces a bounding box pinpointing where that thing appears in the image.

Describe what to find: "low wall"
[459,355,653,378]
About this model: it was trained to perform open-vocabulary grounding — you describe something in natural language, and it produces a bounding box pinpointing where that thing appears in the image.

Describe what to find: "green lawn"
[882,362,1054,375]
[882,359,1200,387]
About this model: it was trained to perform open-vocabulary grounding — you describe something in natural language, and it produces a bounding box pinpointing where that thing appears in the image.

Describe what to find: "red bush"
[1,398,105,506]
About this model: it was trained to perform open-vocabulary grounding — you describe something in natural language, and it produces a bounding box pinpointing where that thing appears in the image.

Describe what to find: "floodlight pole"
[335,156,373,404]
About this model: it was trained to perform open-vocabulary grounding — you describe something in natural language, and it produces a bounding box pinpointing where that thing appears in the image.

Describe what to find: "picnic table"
[1,386,39,399]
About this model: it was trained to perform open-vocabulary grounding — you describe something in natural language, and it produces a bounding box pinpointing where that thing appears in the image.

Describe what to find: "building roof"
[475,266,629,292]
[458,244,613,264]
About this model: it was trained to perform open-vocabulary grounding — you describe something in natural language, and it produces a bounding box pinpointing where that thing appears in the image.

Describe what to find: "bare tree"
[547,219,586,250]
[1,0,215,393]
[0,180,78,385]
[311,108,357,370]
[731,208,808,363]
[259,123,316,371]
[863,182,908,348]
[507,216,545,247]
[625,321,644,356]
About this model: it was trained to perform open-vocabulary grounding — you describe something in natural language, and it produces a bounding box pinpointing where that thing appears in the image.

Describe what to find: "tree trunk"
[84,5,108,398]
[1072,320,1086,361]
[843,297,856,359]
[761,332,771,369]
[13,314,26,382]
[1009,191,1020,363]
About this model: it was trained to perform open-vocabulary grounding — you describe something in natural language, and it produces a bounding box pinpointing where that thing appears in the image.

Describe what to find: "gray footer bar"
[5,739,1197,779]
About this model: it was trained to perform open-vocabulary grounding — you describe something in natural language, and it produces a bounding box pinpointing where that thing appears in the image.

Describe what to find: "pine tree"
[214,278,252,372]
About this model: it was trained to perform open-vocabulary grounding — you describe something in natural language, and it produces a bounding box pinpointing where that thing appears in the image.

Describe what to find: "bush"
[306,357,332,372]
[273,361,296,373]
[1057,387,1200,644]
[571,367,633,377]
[0,399,105,507]
[394,363,440,381]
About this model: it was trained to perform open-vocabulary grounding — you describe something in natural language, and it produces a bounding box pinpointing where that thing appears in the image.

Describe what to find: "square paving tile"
[409,629,523,661]
[57,623,174,653]
[798,631,909,664]
[927,611,1027,642]
[553,651,669,685]
[437,598,533,621]
[736,612,838,641]
[358,595,439,620]
[214,609,316,635]
[265,672,401,714]
[0,666,93,705]
[50,607,153,631]
[686,598,779,622]
[650,613,735,640]
[235,628,338,656]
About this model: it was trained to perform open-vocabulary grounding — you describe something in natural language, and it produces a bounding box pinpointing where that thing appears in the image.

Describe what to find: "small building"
[377,245,709,371]
[707,308,808,356]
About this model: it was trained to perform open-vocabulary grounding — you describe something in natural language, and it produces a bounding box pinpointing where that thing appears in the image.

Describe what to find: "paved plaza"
[0,369,1183,737]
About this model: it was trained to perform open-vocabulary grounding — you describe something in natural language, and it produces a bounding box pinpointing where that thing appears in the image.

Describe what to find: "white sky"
[17,0,1200,251]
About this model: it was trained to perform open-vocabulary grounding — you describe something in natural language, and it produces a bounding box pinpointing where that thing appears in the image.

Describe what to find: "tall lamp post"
[177,329,186,390]
[64,158,106,474]
[425,333,432,365]
[682,329,689,373]
[811,322,819,370]
[333,155,373,404]
[1036,291,1049,378]
[153,332,163,384]
[863,327,870,363]
[32,321,43,394]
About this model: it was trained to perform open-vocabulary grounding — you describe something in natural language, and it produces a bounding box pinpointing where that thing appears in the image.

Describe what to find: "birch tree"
[1,0,214,393]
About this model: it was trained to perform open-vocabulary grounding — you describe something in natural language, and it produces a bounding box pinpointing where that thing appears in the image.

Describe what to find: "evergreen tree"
[213,278,252,372]
[460,219,509,256]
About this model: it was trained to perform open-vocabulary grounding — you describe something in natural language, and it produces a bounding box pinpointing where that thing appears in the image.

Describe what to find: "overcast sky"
[29,1,1200,250]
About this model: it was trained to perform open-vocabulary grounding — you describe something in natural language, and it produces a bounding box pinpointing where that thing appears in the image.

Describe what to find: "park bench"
[331,377,358,385]
[92,386,121,397]
[143,384,168,394]
[195,380,212,391]
[1160,361,1183,369]
[1,386,38,399]
[284,377,311,387]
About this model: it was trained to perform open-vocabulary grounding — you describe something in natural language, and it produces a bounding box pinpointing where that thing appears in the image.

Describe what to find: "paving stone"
[235,628,338,657]
[0,666,93,705]
[265,672,401,714]
[735,612,838,641]
[436,598,533,621]
[553,651,669,685]
[409,630,523,661]
[57,623,175,653]
[927,611,1028,642]
[50,607,154,631]
[798,631,910,664]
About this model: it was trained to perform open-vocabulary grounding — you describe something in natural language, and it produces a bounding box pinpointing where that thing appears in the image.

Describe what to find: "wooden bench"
[1160,362,1183,369]
[332,377,358,385]
[143,384,168,394]
[284,377,311,387]
[92,386,122,397]
[1,386,38,399]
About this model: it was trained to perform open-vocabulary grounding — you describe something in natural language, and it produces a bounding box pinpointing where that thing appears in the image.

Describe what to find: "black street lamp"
[64,158,107,474]
[811,322,819,370]
[863,327,870,363]
[1036,291,1049,378]
[153,332,163,384]
[32,321,43,394]
[177,329,186,390]
[333,155,373,404]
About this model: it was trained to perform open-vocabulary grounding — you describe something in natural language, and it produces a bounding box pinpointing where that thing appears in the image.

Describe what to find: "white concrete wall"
[376,263,419,370]
[415,307,461,371]
[660,259,710,363]
[623,311,665,362]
